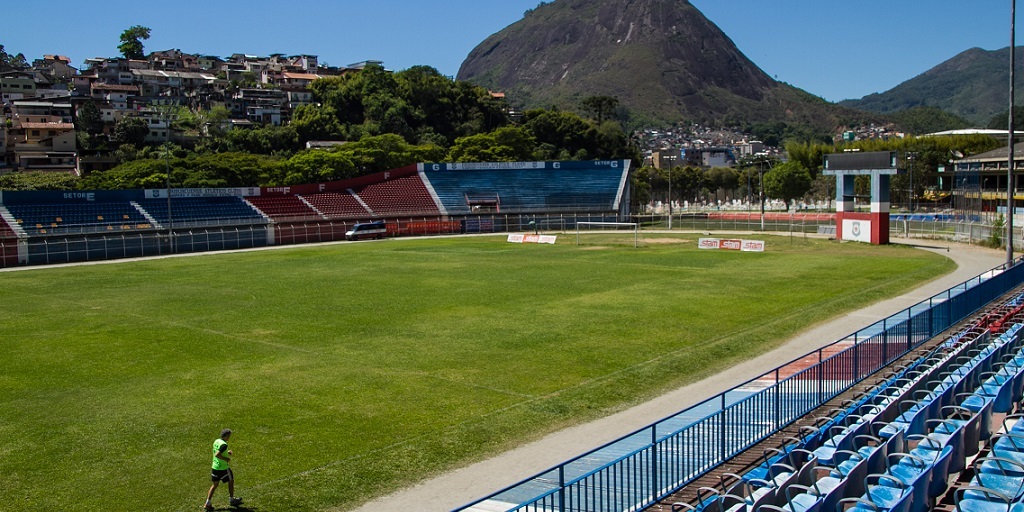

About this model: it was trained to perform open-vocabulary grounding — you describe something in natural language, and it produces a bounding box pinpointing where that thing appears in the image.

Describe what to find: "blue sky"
[3,0,1021,103]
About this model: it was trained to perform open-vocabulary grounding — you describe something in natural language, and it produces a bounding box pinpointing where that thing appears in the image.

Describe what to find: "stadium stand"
[135,196,265,227]
[664,316,1024,512]
[422,162,627,215]
[300,191,370,219]
[354,174,440,217]
[5,202,151,235]
[0,215,19,267]
[0,160,633,267]
[0,216,18,239]
[245,195,322,220]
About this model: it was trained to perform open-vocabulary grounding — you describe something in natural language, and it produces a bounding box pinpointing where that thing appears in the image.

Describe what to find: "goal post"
[575,221,640,247]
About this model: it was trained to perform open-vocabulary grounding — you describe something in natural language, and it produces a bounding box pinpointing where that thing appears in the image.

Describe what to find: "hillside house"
[228,88,286,125]
[148,49,200,72]
[6,98,77,172]
[1,71,37,103]
[91,83,137,111]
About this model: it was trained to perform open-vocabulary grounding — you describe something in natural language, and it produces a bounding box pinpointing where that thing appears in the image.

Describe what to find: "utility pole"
[1008,0,1017,264]
[162,107,176,253]
[907,152,917,212]
[759,157,766,231]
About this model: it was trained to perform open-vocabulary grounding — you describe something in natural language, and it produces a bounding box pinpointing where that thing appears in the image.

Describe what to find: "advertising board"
[699,238,766,252]
[842,219,872,243]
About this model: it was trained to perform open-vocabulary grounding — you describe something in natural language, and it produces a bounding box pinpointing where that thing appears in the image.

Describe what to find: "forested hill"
[840,46,1024,125]
[457,0,875,130]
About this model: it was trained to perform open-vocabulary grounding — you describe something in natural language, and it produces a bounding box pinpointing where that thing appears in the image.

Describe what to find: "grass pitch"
[0,234,954,511]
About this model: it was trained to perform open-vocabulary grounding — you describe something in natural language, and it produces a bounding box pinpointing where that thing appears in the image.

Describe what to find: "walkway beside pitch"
[349,240,1007,512]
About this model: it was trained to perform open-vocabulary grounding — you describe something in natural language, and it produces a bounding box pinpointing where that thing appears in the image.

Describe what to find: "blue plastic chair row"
[804,325,1024,511]
[683,322,1024,512]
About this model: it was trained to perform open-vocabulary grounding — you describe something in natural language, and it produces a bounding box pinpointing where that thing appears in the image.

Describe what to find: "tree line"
[631,134,1003,211]
[58,64,638,190]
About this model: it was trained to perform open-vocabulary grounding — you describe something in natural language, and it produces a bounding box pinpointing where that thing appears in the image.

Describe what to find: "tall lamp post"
[907,152,917,212]
[665,154,677,229]
[164,141,173,253]
[162,108,175,253]
[1008,0,1017,263]
[648,168,654,214]
[759,156,767,231]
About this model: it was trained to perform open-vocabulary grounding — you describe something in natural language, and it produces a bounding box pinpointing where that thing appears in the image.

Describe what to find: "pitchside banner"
[144,187,261,199]
[698,238,765,252]
[508,234,557,245]
[422,160,625,172]
[842,219,872,243]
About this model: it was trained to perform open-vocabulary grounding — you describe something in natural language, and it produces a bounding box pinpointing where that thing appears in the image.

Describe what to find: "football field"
[0,234,954,511]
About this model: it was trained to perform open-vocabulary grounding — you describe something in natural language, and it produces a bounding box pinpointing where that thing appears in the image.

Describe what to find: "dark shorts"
[211,468,234,483]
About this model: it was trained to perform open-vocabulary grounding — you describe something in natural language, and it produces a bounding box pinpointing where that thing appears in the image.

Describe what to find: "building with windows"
[5,99,77,172]
[1,71,37,103]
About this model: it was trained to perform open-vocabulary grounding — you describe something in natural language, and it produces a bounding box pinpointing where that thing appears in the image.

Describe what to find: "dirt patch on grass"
[644,238,693,245]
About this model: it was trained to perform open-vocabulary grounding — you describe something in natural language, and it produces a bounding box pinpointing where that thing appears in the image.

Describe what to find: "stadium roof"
[957,141,1024,163]
[923,128,1024,141]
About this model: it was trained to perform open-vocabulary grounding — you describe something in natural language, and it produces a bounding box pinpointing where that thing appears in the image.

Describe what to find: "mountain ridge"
[458,0,873,131]
[840,46,1024,125]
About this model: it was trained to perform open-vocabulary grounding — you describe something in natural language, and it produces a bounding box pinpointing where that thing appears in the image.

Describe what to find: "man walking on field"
[205,428,243,510]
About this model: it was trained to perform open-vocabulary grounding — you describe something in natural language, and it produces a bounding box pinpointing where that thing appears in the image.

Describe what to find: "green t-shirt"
[212,438,230,470]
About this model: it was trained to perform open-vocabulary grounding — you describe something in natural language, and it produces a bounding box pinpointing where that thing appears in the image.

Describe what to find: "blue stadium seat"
[423,166,625,214]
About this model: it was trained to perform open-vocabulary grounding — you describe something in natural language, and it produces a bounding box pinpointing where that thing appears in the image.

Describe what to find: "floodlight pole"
[759,159,766,231]
[665,154,676,230]
[907,152,915,212]
[165,140,173,254]
[668,168,672,230]
[1009,0,1017,264]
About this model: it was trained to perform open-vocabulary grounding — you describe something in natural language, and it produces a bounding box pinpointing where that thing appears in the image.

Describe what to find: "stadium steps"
[0,206,27,238]
[130,201,163,229]
[353,175,440,217]
[346,188,375,216]
[300,191,370,219]
[245,195,322,221]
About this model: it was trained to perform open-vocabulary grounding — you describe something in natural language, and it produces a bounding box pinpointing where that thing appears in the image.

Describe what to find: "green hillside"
[841,46,1024,125]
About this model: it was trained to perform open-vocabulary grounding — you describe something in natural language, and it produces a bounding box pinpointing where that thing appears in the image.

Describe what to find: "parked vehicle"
[345,221,387,241]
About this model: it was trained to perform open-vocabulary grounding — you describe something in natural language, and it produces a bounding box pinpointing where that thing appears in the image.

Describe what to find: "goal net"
[575,222,641,247]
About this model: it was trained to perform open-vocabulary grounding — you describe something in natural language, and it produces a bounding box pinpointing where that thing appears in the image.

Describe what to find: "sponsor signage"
[508,234,557,245]
[741,240,766,252]
[842,219,872,243]
[698,238,721,249]
[699,238,766,252]
[446,162,546,171]
[145,187,261,199]
[423,160,626,172]
[720,239,742,251]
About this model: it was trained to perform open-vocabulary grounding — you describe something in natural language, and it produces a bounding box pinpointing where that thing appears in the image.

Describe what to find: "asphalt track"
[348,239,1008,512]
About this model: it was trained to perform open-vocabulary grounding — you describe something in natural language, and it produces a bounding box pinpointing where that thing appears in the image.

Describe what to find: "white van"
[345,221,387,241]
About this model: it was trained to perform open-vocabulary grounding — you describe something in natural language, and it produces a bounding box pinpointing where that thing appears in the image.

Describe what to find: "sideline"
[348,239,1008,512]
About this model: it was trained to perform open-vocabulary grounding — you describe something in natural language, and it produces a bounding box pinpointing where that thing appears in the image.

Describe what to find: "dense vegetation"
[65,66,638,190]
[633,134,1003,210]
[890,106,972,134]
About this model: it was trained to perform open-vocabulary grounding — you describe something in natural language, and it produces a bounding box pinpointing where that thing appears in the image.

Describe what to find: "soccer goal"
[575,221,641,247]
